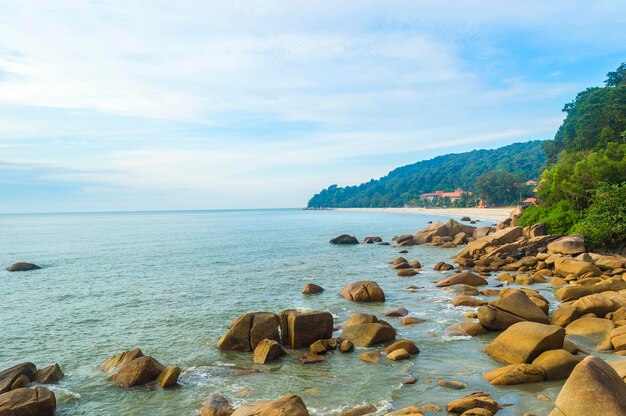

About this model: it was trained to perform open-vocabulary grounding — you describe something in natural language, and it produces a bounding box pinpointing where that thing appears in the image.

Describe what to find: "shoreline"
[335,207,513,222]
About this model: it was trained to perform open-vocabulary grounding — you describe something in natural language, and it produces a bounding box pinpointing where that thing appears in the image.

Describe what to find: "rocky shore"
[2,207,626,415]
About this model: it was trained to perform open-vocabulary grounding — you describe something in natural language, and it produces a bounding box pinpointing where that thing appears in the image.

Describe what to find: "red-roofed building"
[522,197,537,206]
[419,189,466,203]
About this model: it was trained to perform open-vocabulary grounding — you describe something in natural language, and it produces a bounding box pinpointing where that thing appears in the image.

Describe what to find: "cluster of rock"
[100,348,180,388]
[329,235,388,245]
[0,362,63,415]
[393,219,494,248]
[389,257,421,277]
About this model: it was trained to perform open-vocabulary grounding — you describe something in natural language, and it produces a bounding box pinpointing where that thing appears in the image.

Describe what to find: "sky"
[0,1,625,212]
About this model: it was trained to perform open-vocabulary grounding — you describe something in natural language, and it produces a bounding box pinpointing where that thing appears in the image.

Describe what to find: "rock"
[200,393,235,416]
[390,257,408,265]
[595,255,626,271]
[392,262,412,269]
[436,271,487,287]
[395,234,416,246]
[531,349,581,380]
[444,322,487,337]
[298,352,324,364]
[484,322,565,364]
[460,216,471,221]
[410,261,422,269]
[385,406,423,415]
[0,387,56,416]
[309,339,330,355]
[402,378,418,385]
[611,325,626,351]
[0,363,36,394]
[610,360,626,381]
[363,236,382,244]
[547,235,586,255]
[100,348,144,372]
[451,295,486,307]
[446,392,500,414]
[383,339,419,355]
[217,312,280,352]
[302,283,324,294]
[343,313,380,327]
[253,339,286,364]
[231,394,310,416]
[574,294,618,317]
[359,351,381,363]
[461,409,494,416]
[6,262,41,272]
[10,375,29,390]
[384,307,409,317]
[157,365,180,387]
[438,380,466,389]
[339,340,354,353]
[34,364,63,384]
[330,234,359,244]
[339,281,385,302]
[109,356,165,387]
[565,317,615,351]
[386,349,410,361]
[337,404,377,416]
[341,323,396,347]
[552,356,626,416]
[555,258,601,278]
[401,317,425,325]
[420,404,441,412]
[478,291,549,331]
[397,269,418,277]
[483,364,545,385]
[448,284,480,296]
[279,309,334,349]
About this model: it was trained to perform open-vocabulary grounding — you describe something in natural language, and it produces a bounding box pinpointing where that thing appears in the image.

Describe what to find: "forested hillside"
[519,63,626,250]
[307,140,546,208]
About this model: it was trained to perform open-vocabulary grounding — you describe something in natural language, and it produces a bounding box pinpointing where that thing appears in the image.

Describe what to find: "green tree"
[474,170,520,206]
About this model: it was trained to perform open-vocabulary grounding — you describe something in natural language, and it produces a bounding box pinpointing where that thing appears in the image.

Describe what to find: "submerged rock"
[436,271,487,288]
[363,236,382,244]
[337,404,377,416]
[302,283,324,294]
[483,364,545,385]
[34,364,64,384]
[100,348,144,372]
[330,234,359,245]
[200,393,235,416]
[342,323,396,347]
[231,394,310,416]
[253,339,286,364]
[383,339,419,355]
[157,365,180,388]
[446,392,500,415]
[6,262,41,272]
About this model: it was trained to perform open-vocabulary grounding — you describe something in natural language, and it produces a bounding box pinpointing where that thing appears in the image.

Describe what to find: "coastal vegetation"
[308,141,545,208]
[518,63,626,250]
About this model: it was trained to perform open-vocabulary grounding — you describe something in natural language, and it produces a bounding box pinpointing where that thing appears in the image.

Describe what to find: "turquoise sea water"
[1,209,564,415]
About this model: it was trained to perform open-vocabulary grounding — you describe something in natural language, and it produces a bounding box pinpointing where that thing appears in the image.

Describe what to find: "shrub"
[517,200,581,235]
[571,182,626,250]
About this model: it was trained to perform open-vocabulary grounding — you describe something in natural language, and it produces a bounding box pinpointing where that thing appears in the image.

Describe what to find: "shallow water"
[0,209,590,415]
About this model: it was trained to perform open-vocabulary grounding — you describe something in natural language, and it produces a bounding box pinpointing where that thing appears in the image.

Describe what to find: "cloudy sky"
[0,1,625,212]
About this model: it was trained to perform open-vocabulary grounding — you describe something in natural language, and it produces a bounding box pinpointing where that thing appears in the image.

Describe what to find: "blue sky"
[0,1,625,212]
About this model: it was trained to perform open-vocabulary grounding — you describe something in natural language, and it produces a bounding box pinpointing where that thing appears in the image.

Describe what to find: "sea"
[0,209,568,415]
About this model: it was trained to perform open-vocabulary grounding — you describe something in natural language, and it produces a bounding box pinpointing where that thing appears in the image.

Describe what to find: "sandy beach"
[336,207,514,222]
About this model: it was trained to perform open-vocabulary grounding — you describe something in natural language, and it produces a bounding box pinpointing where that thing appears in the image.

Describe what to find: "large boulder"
[0,387,56,416]
[200,393,235,416]
[109,356,165,387]
[0,363,36,394]
[552,356,626,416]
[547,235,586,255]
[279,309,334,349]
[555,258,601,278]
[6,262,41,272]
[483,363,545,385]
[341,323,396,347]
[383,339,420,355]
[463,226,523,257]
[478,291,549,331]
[435,272,487,288]
[611,325,626,352]
[100,348,144,372]
[339,281,385,302]
[330,234,358,244]
[484,322,565,364]
[594,255,626,271]
[565,317,615,351]
[444,321,487,337]
[156,365,180,388]
[231,394,310,416]
[531,349,581,380]
[217,312,280,352]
